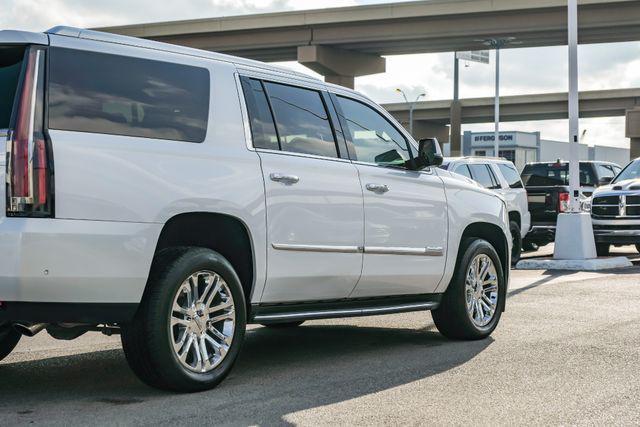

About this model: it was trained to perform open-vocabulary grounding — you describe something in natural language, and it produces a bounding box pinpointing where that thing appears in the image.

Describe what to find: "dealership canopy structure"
[98,0,640,155]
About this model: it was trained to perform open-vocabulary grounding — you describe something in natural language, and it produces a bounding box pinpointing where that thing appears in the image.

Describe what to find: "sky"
[2,0,639,148]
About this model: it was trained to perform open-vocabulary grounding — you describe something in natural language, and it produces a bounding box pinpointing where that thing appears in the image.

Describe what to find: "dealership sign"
[473,134,514,142]
[456,50,490,64]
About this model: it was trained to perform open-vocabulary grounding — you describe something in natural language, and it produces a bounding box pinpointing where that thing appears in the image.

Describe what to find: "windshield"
[613,159,640,183]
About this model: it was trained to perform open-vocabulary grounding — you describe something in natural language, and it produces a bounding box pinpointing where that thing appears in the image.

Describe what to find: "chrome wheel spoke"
[169,270,235,374]
[465,254,500,328]
[209,310,234,324]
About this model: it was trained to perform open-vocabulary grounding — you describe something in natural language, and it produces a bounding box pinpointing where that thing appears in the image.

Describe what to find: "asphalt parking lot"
[2,246,640,426]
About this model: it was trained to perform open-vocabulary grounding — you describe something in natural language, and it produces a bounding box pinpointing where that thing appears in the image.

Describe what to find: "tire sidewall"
[149,249,246,390]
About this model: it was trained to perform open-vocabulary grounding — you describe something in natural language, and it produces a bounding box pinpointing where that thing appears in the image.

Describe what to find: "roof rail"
[45,26,319,82]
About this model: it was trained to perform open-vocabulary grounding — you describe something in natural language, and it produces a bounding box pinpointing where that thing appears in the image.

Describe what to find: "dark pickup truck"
[522,160,622,247]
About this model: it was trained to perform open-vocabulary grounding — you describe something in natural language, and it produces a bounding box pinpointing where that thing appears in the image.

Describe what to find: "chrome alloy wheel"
[465,254,499,328]
[170,271,235,373]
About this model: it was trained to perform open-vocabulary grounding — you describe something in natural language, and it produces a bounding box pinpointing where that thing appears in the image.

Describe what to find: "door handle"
[365,183,389,194]
[270,173,300,185]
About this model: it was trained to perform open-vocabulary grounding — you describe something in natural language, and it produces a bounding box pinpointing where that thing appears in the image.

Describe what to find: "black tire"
[635,244,640,254]
[261,321,305,328]
[596,243,611,257]
[522,239,538,252]
[121,247,247,392]
[509,221,522,266]
[0,323,21,361]
[432,238,505,340]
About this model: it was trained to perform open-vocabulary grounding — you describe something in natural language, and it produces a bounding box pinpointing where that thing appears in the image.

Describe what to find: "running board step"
[251,294,441,324]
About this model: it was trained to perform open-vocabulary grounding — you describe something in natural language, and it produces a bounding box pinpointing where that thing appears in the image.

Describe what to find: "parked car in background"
[589,158,640,255]
[440,157,529,264]
[0,27,512,392]
[521,160,621,248]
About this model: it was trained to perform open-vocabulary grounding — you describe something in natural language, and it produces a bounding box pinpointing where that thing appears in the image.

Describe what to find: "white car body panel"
[350,164,447,297]
[257,151,364,302]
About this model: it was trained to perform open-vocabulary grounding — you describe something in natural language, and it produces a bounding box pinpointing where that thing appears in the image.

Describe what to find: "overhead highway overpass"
[383,88,640,157]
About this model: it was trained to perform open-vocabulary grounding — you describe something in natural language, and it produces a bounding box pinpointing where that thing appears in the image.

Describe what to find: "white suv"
[440,157,530,264]
[0,27,511,392]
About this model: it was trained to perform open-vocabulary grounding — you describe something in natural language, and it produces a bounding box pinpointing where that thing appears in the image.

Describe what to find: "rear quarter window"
[0,46,25,129]
[497,163,523,189]
[48,48,210,143]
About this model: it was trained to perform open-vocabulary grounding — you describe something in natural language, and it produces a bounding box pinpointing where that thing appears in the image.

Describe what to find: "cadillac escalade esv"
[0,27,511,392]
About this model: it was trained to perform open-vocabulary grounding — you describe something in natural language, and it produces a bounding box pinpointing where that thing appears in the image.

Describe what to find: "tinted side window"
[48,48,209,142]
[453,164,472,179]
[469,164,499,189]
[240,78,279,150]
[596,164,616,180]
[498,163,524,189]
[263,82,337,158]
[579,163,597,186]
[337,96,410,166]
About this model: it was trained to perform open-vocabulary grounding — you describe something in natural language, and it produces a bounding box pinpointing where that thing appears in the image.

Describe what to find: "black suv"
[522,160,622,248]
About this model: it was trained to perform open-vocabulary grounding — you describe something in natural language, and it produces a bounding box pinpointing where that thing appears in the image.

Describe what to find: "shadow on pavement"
[0,323,492,425]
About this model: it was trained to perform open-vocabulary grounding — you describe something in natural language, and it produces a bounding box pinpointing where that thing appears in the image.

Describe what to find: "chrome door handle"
[270,173,300,185]
[365,183,389,194]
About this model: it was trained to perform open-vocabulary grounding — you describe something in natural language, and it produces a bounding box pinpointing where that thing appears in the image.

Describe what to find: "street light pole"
[480,37,517,157]
[395,89,426,137]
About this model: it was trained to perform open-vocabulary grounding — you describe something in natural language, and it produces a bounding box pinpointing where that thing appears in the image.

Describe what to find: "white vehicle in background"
[440,157,530,264]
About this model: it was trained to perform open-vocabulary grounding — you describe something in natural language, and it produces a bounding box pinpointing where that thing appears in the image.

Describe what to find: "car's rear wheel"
[432,238,505,340]
[509,221,522,266]
[0,323,21,361]
[596,243,611,257]
[121,247,246,392]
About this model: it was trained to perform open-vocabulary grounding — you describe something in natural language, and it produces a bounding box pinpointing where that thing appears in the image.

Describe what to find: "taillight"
[558,192,570,213]
[6,47,52,217]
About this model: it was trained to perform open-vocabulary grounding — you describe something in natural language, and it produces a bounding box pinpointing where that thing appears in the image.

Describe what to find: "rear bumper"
[0,302,137,323]
[0,217,161,309]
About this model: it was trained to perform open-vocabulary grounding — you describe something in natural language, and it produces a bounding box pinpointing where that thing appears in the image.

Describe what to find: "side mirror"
[599,176,613,186]
[408,138,443,170]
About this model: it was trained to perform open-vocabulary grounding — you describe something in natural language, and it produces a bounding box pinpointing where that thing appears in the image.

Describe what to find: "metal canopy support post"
[567,0,580,211]
[552,0,597,261]
[494,47,500,158]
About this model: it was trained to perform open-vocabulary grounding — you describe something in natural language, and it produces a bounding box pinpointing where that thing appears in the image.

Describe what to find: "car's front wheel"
[432,238,505,340]
[0,323,21,361]
[121,247,246,392]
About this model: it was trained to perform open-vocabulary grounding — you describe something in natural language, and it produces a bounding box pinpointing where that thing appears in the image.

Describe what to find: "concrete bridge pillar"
[626,108,640,159]
[297,45,385,89]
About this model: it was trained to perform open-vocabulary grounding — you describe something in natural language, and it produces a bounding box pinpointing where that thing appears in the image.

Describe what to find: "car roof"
[443,156,512,165]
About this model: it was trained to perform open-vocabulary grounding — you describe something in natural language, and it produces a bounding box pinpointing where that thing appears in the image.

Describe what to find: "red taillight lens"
[6,47,52,217]
[558,192,570,213]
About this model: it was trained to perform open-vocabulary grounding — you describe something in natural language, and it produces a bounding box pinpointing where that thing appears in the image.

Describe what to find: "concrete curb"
[515,256,633,271]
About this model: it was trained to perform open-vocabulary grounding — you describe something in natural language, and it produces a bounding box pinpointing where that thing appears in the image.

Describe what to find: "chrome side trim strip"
[253,302,439,322]
[271,243,362,253]
[364,246,444,256]
[271,243,444,256]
